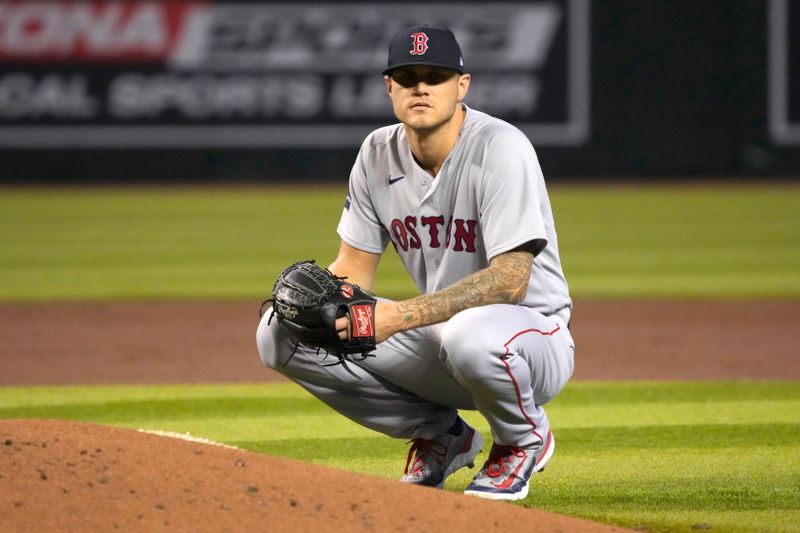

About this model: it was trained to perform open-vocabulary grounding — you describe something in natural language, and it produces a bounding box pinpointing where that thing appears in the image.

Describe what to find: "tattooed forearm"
[395,251,533,331]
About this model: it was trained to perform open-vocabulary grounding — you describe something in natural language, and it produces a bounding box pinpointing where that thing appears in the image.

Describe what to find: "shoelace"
[485,445,526,478]
[404,438,448,474]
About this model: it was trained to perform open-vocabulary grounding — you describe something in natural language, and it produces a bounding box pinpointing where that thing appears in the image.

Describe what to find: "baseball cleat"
[463,430,554,501]
[400,417,483,489]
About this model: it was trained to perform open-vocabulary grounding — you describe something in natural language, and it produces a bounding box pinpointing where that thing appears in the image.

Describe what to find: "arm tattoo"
[396,251,533,331]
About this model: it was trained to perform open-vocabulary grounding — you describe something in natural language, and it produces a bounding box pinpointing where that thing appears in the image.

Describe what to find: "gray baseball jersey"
[257,104,575,466]
[337,105,571,324]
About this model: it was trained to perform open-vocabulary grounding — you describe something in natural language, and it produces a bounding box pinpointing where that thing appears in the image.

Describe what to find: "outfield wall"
[0,0,798,182]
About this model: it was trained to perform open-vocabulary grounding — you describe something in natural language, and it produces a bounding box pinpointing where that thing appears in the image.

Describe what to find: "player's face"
[385,66,471,132]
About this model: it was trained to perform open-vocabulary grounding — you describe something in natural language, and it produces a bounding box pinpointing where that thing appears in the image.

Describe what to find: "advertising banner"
[0,0,590,147]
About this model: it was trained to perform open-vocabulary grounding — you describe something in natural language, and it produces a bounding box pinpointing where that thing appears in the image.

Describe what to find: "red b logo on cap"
[410,32,429,55]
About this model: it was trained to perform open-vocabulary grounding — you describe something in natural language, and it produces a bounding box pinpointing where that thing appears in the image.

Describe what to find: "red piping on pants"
[500,325,561,442]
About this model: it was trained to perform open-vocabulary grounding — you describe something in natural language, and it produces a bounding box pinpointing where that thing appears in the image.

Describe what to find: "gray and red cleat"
[400,417,483,489]
[463,430,554,501]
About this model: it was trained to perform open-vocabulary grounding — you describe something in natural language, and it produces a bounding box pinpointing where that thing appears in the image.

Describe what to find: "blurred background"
[0,0,798,183]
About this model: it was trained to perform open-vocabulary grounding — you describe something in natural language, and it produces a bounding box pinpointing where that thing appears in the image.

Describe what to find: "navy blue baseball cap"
[383,25,465,75]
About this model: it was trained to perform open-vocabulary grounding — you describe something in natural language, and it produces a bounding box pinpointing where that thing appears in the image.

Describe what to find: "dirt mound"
[1,420,627,532]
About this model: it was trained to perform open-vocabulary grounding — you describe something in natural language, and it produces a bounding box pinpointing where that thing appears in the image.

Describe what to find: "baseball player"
[257,24,574,501]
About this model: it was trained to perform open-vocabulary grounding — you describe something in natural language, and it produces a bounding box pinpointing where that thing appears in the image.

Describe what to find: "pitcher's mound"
[1,419,626,532]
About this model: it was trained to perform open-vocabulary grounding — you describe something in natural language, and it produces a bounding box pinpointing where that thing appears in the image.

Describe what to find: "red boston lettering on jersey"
[350,305,374,337]
[404,216,421,249]
[389,215,477,254]
[409,32,429,55]
[391,219,408,251]
[452,219,478,252]
[420,216,445,248]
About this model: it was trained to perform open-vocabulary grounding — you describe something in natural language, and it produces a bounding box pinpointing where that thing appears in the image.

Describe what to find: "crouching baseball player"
[257,24,575,501]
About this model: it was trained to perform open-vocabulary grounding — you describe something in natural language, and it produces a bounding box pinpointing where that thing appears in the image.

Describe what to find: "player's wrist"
[375,302,405,341]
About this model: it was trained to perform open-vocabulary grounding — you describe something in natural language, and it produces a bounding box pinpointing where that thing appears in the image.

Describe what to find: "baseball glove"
[261,260,377,363]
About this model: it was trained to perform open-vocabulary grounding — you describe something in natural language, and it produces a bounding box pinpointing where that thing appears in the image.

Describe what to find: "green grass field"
[2,183,799,531]
[1,183,798,300]
[1,381,798,532]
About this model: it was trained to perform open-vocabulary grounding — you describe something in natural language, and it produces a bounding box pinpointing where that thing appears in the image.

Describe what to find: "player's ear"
[457,73,471,101]
[384,75,393,96]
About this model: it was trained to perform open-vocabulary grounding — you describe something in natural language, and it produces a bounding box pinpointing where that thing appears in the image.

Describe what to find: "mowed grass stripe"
[600,511,800,533]
[557,381,800,403]
[554,400,800,427]
[231,422,800,458]
[555,423,800,450]
[2,380,797,407]
[0,396,323,423]
[0,383,304,407]
[3,384,798,426]
[3,397,796,433]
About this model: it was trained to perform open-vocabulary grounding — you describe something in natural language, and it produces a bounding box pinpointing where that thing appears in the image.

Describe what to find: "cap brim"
[382,62,464,76]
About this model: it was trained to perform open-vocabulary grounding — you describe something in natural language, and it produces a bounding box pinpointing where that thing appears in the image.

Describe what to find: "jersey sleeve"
[478,130,548,260]
[336,141,390,254]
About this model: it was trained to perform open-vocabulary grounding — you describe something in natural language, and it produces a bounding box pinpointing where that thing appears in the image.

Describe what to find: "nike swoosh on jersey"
[388,175,405,185]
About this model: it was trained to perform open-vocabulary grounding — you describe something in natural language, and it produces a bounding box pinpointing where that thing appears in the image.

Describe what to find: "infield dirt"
[1,299,798,385]
[1,299,798,532]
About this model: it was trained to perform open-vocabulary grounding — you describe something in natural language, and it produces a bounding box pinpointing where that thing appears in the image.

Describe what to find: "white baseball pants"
[256,303,575,447]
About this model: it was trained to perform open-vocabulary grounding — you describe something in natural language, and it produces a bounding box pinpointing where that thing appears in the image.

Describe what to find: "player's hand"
[336,301,401,345]
[335,315,350,341]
